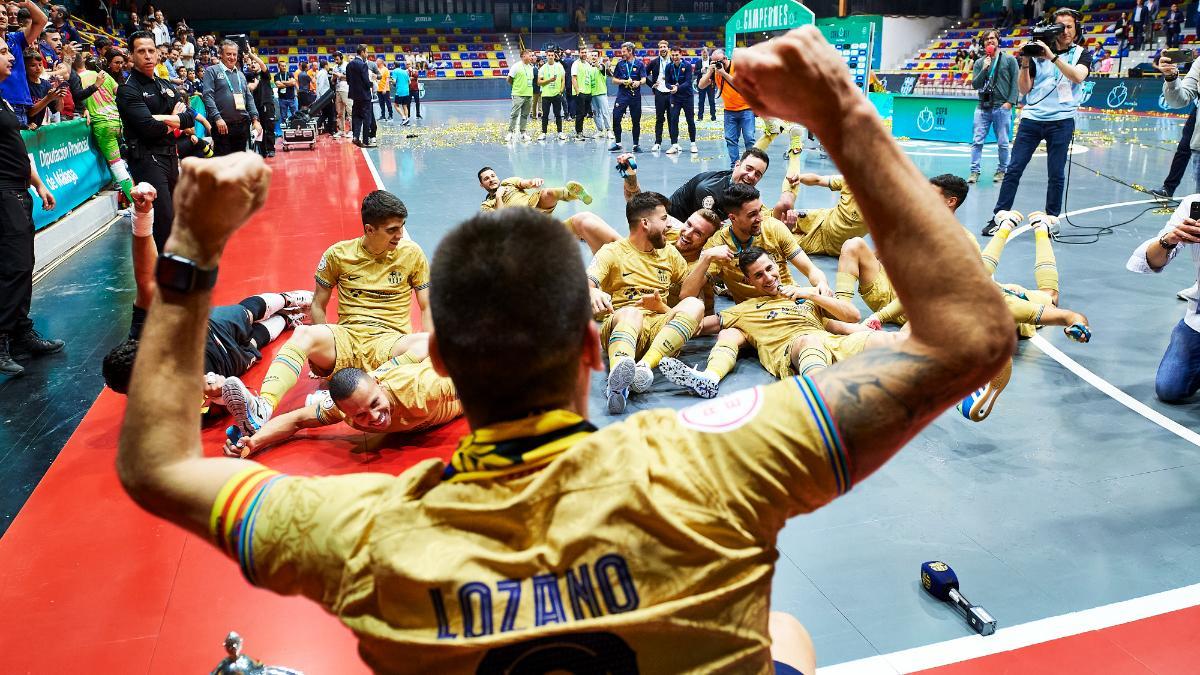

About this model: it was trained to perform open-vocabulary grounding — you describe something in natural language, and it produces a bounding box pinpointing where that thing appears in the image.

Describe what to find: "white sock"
[255,293,287,319]
[257,314,287,342]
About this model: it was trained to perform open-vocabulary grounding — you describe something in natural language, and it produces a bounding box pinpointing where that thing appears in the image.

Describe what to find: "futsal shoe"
[1150,188,1172,200]
[558,132,568,141]
[565,181,593,205]
[659,357,718,399]
[993,170,1005,183]
[536,132,546,141]
[222,376,272,434]
[1028,211,1060,238]
[956,358,1012,422]
[521,133,532,143]
[967,172,979,184]
[606,358,636,415]
[282,290,314,314]
[631,144,643,153]
[785,125,805,157]
[631,362,654,393]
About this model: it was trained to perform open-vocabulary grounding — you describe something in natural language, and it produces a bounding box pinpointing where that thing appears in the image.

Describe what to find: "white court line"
[818,582,1200,674]
[361,146,385,189]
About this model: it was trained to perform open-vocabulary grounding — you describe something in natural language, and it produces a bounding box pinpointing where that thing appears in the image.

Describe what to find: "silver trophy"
[210,631,306,675]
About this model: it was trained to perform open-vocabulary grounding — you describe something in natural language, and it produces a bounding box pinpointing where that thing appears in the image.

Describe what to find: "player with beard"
[619,147,770,222]
[477,166,592,215]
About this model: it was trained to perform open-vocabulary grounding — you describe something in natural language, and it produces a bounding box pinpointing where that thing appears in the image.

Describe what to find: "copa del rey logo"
[678,386,765,433]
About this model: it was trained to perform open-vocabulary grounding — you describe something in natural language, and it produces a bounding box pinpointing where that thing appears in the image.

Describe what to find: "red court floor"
[1,140,1196,673]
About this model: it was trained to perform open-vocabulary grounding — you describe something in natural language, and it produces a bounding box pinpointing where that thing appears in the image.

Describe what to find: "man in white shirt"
[332,51,352,138]
[1127,195,1200,402]
[647,39,671,151]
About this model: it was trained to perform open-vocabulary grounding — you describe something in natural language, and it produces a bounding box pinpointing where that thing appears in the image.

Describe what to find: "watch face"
[157,255,196,292]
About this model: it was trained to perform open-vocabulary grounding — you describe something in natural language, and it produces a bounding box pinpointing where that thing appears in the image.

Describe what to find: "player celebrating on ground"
[661,245,894,398]
[775,172,868,256]
[222,190,430,435]
[589,192,706,413]
[681,183,831,304]
[619,147,771,222]
[117,28,1014,673]
[477,166,592,214]
[224,336,461,457]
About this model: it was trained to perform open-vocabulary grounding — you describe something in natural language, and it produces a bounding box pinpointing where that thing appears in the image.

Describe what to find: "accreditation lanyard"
[223,67,246,110]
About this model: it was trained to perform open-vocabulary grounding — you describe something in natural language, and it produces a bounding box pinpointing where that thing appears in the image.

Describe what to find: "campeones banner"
[23,119,110,231]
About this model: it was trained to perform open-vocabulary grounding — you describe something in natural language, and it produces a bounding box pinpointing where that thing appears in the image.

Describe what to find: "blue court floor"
[2,97,1198,669]
[364,100,1200,666]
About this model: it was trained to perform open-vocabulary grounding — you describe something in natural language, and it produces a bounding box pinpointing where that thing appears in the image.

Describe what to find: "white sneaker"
[505,132,514,142]
[521,133,532,142]
[606,358,636,414]
[607,130,615,139]
[631,362,654,393]
[281,290,313,313]
[1178,283,1199,302]
[558,132,568,141]
[221,376,273,434]
[665,143,681,154]
[651,143,661,152]
[659,357,719,399]
[690,142,698,154]
[536,132,546,141]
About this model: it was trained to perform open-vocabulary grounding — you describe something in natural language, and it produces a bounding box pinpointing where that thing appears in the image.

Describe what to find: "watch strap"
[157,253,219,293]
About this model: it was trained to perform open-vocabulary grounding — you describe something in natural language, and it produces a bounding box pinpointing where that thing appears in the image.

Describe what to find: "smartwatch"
[156,253,219,294]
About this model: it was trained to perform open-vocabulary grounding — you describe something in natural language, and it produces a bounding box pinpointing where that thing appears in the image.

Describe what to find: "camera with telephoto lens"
[1022,22,1065,56]
[711,60,725,71]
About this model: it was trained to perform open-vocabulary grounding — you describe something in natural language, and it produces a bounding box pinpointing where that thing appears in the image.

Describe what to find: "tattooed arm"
[738,28,1015,485]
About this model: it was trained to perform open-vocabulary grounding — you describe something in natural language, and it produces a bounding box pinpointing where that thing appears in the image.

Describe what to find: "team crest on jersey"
[656,268,669,284]
[701,195,715,209]
[677,386,764,433]
[316,257,327,273]
[389,270,402,285]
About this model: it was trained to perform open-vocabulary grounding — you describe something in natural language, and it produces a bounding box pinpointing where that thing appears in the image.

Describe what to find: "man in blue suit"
[346,43,375,147]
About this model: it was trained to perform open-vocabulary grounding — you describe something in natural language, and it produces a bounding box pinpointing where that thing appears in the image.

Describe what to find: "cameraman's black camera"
[1022,22,1065,56]
[712,60,725,71]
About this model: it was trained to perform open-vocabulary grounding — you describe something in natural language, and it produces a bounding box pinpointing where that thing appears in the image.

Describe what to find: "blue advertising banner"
[22,119,110,231]
[892,95,1003,143]
[192,13,495,33]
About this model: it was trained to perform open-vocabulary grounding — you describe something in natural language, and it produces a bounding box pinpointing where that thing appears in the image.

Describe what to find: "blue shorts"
[774,661,806,675]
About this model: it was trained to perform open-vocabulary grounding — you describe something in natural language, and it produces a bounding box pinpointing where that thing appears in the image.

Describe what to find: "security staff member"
[117,30,194,251]
[607,41,645,153]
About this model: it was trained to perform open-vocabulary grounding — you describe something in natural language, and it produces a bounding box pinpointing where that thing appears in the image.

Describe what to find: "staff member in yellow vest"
[537,48,565,141]
[505,48,534,143]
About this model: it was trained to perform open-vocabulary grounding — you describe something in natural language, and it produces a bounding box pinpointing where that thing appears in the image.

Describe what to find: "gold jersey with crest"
[704,218,803,304]
[777,176,868,257]
[588,238,689,311]
[209,375,850,674]
[314,358,462,433]
[315,237,430,334]
[720,295,829,377]
[480,178,549,214]
[663,228,706,308]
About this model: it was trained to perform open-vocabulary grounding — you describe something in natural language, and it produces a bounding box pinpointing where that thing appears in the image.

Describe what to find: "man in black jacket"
[116,30,194,250]
[346,43,374,147]
[645,39,671,152]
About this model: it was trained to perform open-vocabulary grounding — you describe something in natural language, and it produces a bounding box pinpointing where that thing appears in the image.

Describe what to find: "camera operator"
[1152,53,1197,201]
[983,9,1090,237]
[969,30,1019,185]
[1126,196,1200,403]
[698,47,754,168]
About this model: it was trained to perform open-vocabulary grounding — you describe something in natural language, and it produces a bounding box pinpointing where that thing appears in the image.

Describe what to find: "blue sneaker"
[608,142,623,152]
[956,360,1012,422]
[221,376,272,434]
[606,358,636,414]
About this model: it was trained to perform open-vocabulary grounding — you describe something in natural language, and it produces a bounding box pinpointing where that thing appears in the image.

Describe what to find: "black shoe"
[980,219,1000,237]
[11,328,64,356]
[631,144,642,153]
[0,335,24,375]
[1150,188,1173,199]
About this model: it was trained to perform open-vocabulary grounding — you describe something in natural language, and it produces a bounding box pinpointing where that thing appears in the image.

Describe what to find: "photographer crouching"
[983,9,1091,237]
[969,29,1019,185]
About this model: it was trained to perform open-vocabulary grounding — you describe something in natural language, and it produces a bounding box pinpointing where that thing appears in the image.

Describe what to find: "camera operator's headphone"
[1055,8,1085,45]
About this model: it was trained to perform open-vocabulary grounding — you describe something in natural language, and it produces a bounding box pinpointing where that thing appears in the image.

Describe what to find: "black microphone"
[921,561,997,636]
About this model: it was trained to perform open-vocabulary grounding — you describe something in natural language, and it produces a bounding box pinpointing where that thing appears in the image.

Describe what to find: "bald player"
[477,166,592,215]
[221,190,431,435]
[589,192,706,413]
[117,28,1014,675]
[223,336,461,457]
[662,245,899,398]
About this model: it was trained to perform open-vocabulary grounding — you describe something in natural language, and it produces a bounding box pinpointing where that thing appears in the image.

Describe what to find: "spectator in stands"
[1095,50,1116,75]
[646,38,671,152]
[506,48,534,142]
[201,39,260,156]
[664,46,696,155]
[608,41,645,152]
[245,50,276,157]
[47,4,76,44]
[999,5,1014,29]
[1133,0,1148,50]
[696,46,715,122]
[407,58,421,119]
[331,51,352,138]
[117,30,194,250]
[346,43,373,148]
[36,24,57,64]
[178,27,194,71]
[151,8,169,45]
[277,63,297,126]
[391,58,410,125]
[573,3,586,32]
[699,47,753,168]
[1166,4,1183,48]
[538,47,565,141]
[969,29,1018,185]
[1023,0,1035,25]
[1114,12,1130,56]
[373,57,390,122]
[983,8,1091,237]
[23,48,62,127]
[0,34,63,375]
[124,10,138,38]
[1146,0,1160,47]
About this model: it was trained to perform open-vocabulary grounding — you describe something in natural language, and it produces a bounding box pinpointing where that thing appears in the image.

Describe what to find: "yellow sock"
[1033,228,1060,294]
[703,338,740,381]
[875,298,907,325]
[641,314,699,368]
[795,345,831,377]
[784,148,802,190]
[753,132,776,152]
[980,225,1011,276]
[260,343,307,409]
[607,321,639,365]
[835,271,857,302]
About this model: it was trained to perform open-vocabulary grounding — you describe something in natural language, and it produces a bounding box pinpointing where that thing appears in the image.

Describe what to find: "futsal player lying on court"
[117,28,1015,674]
[221,190,431,437]
[223,335,461,457]
[101,183,311,418]
[477,166,592,214]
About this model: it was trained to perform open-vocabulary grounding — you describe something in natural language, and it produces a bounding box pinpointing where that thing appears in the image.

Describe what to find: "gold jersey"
[315,237,430,334]
[720,296,828,376]
[314,358,462,434]
[210,374,850,673]
[664,228,705,307]
[704,218,803,303]
[588,238,689,311]
[480,178,546,213]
